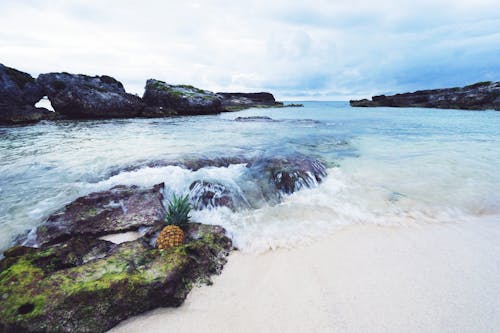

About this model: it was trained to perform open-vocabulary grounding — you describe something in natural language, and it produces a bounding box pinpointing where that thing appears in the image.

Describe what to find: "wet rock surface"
[37,73,145,118]
[27,184,166,247]
[189,180,248,211]
[234,116,275,122]
[247,155,327,195]
[143,79,223,115]
[350,81,500,110]
[107,156,252,177]
[0,222,231,333]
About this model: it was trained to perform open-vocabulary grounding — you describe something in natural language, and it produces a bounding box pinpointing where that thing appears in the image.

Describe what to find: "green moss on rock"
[0,223,231,333]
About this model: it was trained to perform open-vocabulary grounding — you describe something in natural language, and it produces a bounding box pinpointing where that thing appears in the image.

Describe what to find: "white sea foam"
[1,103,499,253]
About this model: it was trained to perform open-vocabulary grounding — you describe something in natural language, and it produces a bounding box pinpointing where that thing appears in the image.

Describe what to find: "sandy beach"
[110,217,500,333]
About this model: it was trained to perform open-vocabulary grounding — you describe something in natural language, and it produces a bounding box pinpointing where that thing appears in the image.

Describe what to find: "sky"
[0,0,499,100]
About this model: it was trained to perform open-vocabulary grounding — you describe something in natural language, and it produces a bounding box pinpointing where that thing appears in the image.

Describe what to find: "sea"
[1,102,499,253]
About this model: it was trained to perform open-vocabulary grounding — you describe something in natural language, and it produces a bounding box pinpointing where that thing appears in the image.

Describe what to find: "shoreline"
[110,217,500,332]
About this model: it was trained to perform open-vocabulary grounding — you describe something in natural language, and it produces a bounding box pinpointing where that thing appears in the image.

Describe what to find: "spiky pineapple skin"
[157,225,185,249]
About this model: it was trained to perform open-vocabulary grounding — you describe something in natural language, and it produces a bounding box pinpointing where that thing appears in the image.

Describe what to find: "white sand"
[110,218,500,333]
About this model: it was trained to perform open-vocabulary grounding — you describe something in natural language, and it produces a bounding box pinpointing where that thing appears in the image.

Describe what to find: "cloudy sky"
[1,0,499,99]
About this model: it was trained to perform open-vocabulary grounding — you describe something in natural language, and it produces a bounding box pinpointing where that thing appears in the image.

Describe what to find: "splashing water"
[1,102,499,253]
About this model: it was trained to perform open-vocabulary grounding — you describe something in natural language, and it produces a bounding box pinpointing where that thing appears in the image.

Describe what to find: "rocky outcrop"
[37,73,145,118]
[109,154,327,210]
[234,116,275,122]
[217,92,283,110]
[189,180,248,211]
[0,223,231,333]
[143,79,223,115]
[0,183,232,333]
[350,81,500,110]
[24,184,166,247]
[0,64,55,124]
[247,155,327,195]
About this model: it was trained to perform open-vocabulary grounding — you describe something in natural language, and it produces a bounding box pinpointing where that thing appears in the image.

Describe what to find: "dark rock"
[0,64,42,106]
[350,81,500,110]
[108,156,252,177]
[0,64,57,124]
[189,180,248,211]
[217,92,280,110]
[234,116,275,122]
[0,105,58,125]
[247,155,327,195]
[37,73,145,118]
[28,184,166,246]
[0,223,232,333]
[143,79,223,115]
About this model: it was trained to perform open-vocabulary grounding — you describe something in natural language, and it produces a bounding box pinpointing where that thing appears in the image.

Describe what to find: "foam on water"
[1,103,499,253]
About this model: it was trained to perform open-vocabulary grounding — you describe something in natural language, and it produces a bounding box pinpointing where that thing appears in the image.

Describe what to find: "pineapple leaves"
[165,193,191,227]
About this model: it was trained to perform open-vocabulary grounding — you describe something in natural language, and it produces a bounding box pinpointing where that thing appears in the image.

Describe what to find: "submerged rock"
[247,155,327,195]
[189,180,249,211]
[0,64,56,124]
[143,79,223,115]
[28,184,166,246]
[108,156,252,177]
[37,73,145,118]
[234,116,275,122]
[0,223,231,333]
[350,81,500,110]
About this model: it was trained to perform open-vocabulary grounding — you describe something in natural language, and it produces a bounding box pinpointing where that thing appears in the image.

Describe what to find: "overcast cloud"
[1,0,499,99]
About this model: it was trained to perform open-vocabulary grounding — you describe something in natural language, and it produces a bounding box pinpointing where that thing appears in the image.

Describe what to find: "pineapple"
[157,194,191,249]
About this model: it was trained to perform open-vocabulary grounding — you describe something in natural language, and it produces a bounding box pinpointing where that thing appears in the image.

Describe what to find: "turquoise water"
[1,102,499,252]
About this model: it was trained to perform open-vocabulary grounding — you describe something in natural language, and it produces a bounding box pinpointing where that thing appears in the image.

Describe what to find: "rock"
[0,105,57,125]
[0,64,58,124]
[189,180,248,211]
[217,92,281,110]
[0,64,42,106]
[234,116,275,122]
[0,223,232,333]
[247,155,327,195]
[108,156,252,177]
[143,79,223,115]
[28,184,166,247]
[37,73,145,118]
[350,81,500,110]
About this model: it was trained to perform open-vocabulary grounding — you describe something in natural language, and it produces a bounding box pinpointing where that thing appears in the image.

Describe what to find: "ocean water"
[1,102,499,253]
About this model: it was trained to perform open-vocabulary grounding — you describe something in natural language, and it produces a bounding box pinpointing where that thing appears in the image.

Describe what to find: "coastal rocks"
[247,155,327,195]
[234,116,275,122]
[350,81,500,110]
[28,184,166,247]
[143,79,223,115]
[0,223,232,333]
[217,92,282,110]
[37,73,145,118]
[189,180,248,211]
[0,64,55,124]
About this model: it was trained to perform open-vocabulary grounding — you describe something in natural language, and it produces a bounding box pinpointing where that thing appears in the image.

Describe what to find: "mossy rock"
[142,79,223,115]
[0,223,232,333]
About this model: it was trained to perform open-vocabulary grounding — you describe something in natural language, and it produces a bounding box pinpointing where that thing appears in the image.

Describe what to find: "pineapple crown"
[165,193,191,227]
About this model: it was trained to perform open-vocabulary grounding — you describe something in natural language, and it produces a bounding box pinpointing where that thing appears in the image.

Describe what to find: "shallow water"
[1,102,499,252]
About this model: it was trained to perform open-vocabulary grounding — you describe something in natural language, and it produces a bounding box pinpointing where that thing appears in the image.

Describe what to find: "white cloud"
[0,0,499,100]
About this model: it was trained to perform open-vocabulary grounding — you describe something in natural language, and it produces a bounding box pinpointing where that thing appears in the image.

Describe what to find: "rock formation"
[37,72,145,118]
[0,64,55,124]
[217,92,283,110]
[350,81,500,110]
[142,79,223,115]
[0,184,232,333]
